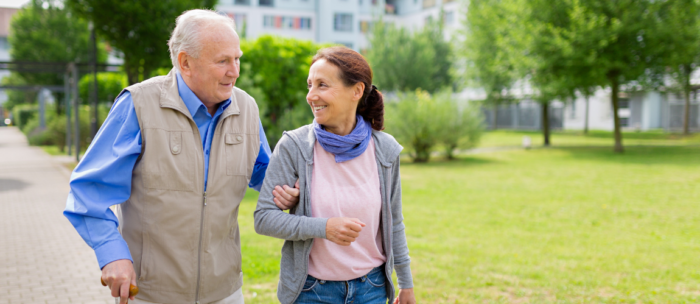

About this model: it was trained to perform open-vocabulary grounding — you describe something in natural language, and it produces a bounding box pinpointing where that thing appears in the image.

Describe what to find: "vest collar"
[159,68,241,119]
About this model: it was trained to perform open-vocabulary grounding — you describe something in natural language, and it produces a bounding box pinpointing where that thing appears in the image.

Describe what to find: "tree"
[366,18,453,93]
[522,0,664,152]
[235,35,326,147]
[657,0,700,135]
[66,0,217,85]
[9,0,106,85]
[462,0,524,130]
[8,0,107,114]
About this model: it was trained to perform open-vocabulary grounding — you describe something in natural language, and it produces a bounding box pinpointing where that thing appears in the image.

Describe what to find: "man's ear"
[178,52,191,76]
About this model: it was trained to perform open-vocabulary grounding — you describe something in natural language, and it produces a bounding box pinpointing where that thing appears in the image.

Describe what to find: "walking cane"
[101,278,139,303]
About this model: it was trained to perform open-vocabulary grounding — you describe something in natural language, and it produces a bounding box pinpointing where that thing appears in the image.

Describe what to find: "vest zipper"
[195,191,207,303]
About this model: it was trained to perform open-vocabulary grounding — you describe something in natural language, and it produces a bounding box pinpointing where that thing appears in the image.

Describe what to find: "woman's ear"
[353,82,366,102]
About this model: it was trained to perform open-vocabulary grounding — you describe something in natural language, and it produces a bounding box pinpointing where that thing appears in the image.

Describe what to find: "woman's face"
[306,59,364,132]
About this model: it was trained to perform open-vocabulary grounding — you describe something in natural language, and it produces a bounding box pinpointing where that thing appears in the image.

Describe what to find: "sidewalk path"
[0,127,111,303]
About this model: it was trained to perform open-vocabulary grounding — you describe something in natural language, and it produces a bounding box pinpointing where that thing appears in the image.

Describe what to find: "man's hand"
[393,288,416,304]
[325,217,365,246]
[101,259,137,304]
[273,180,300,210]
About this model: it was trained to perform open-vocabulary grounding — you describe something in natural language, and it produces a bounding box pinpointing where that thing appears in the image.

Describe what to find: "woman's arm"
[390,156,414,289]
[254,135,327,241]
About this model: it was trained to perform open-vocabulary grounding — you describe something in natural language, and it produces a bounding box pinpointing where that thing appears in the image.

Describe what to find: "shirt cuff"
[395,262,414,289]
[94,238,133,269]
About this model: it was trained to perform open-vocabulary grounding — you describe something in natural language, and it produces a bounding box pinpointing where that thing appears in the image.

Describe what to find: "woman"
[254,46,416,304]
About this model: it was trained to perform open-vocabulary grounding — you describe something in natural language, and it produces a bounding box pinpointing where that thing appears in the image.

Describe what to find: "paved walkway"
[0,127,111,303]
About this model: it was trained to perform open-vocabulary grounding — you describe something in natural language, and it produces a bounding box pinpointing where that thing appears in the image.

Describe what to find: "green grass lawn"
[238,143,700,303]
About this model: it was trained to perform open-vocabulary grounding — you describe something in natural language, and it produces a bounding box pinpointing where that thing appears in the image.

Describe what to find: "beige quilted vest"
[120,69,260,303]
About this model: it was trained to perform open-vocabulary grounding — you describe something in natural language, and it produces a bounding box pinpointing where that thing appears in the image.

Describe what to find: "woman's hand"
[393,288,416,304]
[325,217,365,246]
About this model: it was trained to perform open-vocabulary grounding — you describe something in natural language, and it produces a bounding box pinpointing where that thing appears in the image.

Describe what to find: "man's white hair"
[168,9,237,72]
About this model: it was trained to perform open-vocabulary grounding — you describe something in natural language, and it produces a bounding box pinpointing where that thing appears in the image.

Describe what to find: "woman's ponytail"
[357,85,384,131]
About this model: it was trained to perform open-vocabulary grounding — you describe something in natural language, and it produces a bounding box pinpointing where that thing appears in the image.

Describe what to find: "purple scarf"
[313,115,372,163]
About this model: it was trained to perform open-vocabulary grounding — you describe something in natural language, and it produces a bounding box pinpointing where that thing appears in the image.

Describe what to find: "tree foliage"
[366,18,453,93]
[524,0,665,152]
[462,0,523,104]
[235,35,327,148]
[66,0,217,85]
[656,0,700,135]
[9,0,107,85]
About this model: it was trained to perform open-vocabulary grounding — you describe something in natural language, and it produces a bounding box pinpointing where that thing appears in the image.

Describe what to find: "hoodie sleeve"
[254,134,328,241]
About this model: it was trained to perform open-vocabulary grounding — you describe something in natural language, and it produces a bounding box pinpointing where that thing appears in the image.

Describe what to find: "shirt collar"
[176,72,231,118]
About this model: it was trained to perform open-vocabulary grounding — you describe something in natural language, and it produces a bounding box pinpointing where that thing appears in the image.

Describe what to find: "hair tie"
[363,85,377,105]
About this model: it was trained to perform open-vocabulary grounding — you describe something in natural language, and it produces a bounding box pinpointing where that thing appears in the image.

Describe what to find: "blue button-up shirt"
[64,73,272,269]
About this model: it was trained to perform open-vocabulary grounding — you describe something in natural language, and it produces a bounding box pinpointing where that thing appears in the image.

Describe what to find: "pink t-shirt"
[308,138,386,281]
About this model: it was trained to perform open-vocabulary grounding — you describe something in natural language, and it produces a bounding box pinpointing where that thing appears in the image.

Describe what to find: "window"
[0,38,9,51]
[618,98,630,127]
[227,13,247,30]
[263,15,312,30]
[423,0,436,9]
[337,42,354,49]
[259,0,274,6]
[334,13,353,32]
[234,0,250,4]
[359,20,373,33]
[444,11,454,25]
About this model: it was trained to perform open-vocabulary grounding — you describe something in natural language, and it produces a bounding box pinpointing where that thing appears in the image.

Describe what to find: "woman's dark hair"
[311,46,384,131]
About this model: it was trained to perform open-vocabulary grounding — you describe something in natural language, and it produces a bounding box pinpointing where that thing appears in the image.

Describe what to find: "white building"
[216,0,461,51]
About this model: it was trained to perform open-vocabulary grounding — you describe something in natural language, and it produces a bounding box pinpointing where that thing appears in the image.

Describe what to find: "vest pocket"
[142,129,195,191]
[224,133,247,176]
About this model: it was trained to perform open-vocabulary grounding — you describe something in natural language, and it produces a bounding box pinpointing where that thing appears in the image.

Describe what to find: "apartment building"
[215,0,461,51]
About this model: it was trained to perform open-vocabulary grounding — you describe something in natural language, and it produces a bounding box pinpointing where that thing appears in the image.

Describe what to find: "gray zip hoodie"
[254,124,413,304]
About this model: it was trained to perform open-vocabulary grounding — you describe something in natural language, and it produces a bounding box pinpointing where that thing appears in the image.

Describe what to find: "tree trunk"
[610,76,624,153]
[542,101,550,146]
[124,58,139,85]
[584,96,590,134]
[683,65,692,135]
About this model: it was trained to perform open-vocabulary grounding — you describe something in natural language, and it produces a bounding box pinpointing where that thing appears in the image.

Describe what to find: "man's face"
[182,23,242,106]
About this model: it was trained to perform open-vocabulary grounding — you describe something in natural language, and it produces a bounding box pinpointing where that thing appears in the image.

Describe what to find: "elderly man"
[64,10,298,304]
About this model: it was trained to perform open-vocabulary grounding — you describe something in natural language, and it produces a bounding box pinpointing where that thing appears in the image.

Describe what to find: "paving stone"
[0,127,111,303]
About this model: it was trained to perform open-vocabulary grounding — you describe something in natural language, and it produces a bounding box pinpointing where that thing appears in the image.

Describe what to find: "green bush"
[385,89,484,162]
[22,105,109,153]
[79,72,129,103]
[385,90,442,162]
[433,90,484,159]
[12,105,38,131]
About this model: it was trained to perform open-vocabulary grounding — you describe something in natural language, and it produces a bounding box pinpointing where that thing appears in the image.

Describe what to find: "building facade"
[216,0,461,51]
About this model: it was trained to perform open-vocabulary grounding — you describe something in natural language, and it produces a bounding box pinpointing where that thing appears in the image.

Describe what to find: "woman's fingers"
[325,217,367,246]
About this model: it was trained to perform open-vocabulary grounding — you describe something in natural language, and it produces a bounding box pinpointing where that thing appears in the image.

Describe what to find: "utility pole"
[90,21,99,139]
[38,88,45,129]
[71,62,80,162]
[65,69,72,156]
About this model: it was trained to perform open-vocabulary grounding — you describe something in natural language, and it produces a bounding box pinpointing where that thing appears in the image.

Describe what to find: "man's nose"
[227,63,239,78]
